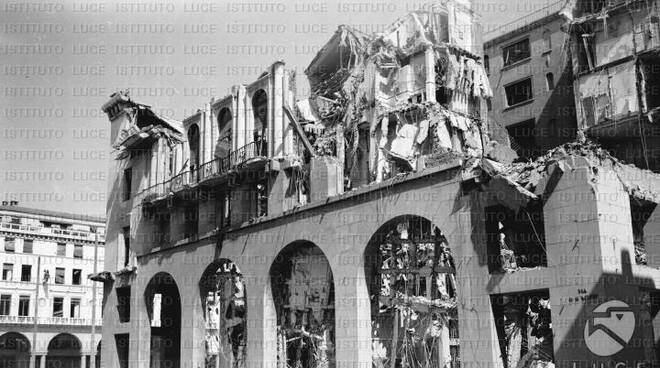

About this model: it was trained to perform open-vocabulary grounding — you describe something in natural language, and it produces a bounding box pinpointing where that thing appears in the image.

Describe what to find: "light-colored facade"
[0,204,105,368]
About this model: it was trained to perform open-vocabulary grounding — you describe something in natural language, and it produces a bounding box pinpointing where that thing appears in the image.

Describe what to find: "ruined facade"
[98,2,660,368]
[564,0,660,171]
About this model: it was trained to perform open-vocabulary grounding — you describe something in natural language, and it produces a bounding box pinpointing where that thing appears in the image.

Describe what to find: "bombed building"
[563,0,660,171]
[97,2,660,368]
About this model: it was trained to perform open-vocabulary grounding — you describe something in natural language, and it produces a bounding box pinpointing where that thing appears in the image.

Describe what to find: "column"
[271,61,284,158]
[425,46,436,103]
[29,354,36,368]
[332,257,372,368]
[81,355,87,368]
[39,355,46,368]
[242,264,277,368]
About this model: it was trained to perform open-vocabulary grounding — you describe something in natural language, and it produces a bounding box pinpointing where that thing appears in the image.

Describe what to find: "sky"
[0,0,560,218]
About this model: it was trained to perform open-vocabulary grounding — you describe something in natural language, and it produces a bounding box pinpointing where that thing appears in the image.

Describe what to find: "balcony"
[140,139,269,204]
[0,315,103,326]
[0,315,35,324]
[0,221,105,242]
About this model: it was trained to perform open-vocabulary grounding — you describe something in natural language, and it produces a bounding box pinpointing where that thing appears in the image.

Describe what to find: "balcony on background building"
[0,220,105,242]
[140,138,268,204]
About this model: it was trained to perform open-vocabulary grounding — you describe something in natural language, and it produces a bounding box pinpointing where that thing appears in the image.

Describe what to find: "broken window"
[123,168,132,201]
[503,39,530,67]
[116,286,131,323]
[491,291,554,368]
[506,119,537,160]
[252,89,268,156]
[200,260,246,368]
[270,242,335,368]
[485,202,547,274]
[505,78,533,107]
[145,273,181,368]
[630,197,657,265]
[188,124,201,180]
[122,227,131,267]
[365,216,459,368]
[217,108,233,159]
[484,55,490,74]
[640,55,660,112]
[545,73,554,91]
[256,180,268,217]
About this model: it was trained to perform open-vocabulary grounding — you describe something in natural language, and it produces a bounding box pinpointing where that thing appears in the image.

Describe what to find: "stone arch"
[269,241,336,368]
[199,259,247,368]
[216,108,233,158]
[47,333,82,368]
[0,332,31,368]
[251,89,268,156]
[144,272,181,368]
[364,215,459,368]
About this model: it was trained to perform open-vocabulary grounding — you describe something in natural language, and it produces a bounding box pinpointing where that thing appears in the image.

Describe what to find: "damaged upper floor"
[102,3,494,231]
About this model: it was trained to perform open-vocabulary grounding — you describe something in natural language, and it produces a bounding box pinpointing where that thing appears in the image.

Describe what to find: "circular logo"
[583,300,635,356]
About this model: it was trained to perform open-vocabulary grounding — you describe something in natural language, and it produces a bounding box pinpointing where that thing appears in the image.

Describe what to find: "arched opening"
[188,123,201,176]
[216,108,233,159]
[364,215,459,368]
[144,272,181,368]
[47,333,81,368]
[95,341,101,368]
[251,89,268,156]
[199,259,246,368]
[270,241,335,368]
[0,332,31,368]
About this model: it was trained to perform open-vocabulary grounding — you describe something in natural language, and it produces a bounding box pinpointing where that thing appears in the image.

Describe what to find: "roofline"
[484,12,563,48]
[0,206,105,225]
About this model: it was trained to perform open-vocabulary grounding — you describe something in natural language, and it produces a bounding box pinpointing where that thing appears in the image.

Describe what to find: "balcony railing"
[139,139,268,203]
[0,315,102,326]
[0,222,105,242]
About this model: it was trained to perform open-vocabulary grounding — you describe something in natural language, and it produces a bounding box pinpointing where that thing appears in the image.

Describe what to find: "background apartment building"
[484,1,578,159]
[0,203,104,368]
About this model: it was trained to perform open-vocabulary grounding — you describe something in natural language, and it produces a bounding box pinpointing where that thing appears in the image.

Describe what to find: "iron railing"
[0,222,105,242]
[139,139,267,203]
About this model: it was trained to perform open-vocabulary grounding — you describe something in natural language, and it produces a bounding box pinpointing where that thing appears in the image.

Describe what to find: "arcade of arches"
[0,333,100,368]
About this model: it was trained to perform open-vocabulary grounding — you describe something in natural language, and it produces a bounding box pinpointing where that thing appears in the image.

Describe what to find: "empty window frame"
[53,297,64,317]
[503,39,530,67]
[122,227,130,267]
[115,334,130,368]
[21,265,31,282]
[505,78,533,107]
[116,286,131,323]
[55,267,65,284]
[123,168,133,201]
[18,295,29,316]
[485,202,547,274]
[546,73,555,91]
[72,269,82,285]
[4,237,15,252]
[507,119,538,160]
[0,295,10,315]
